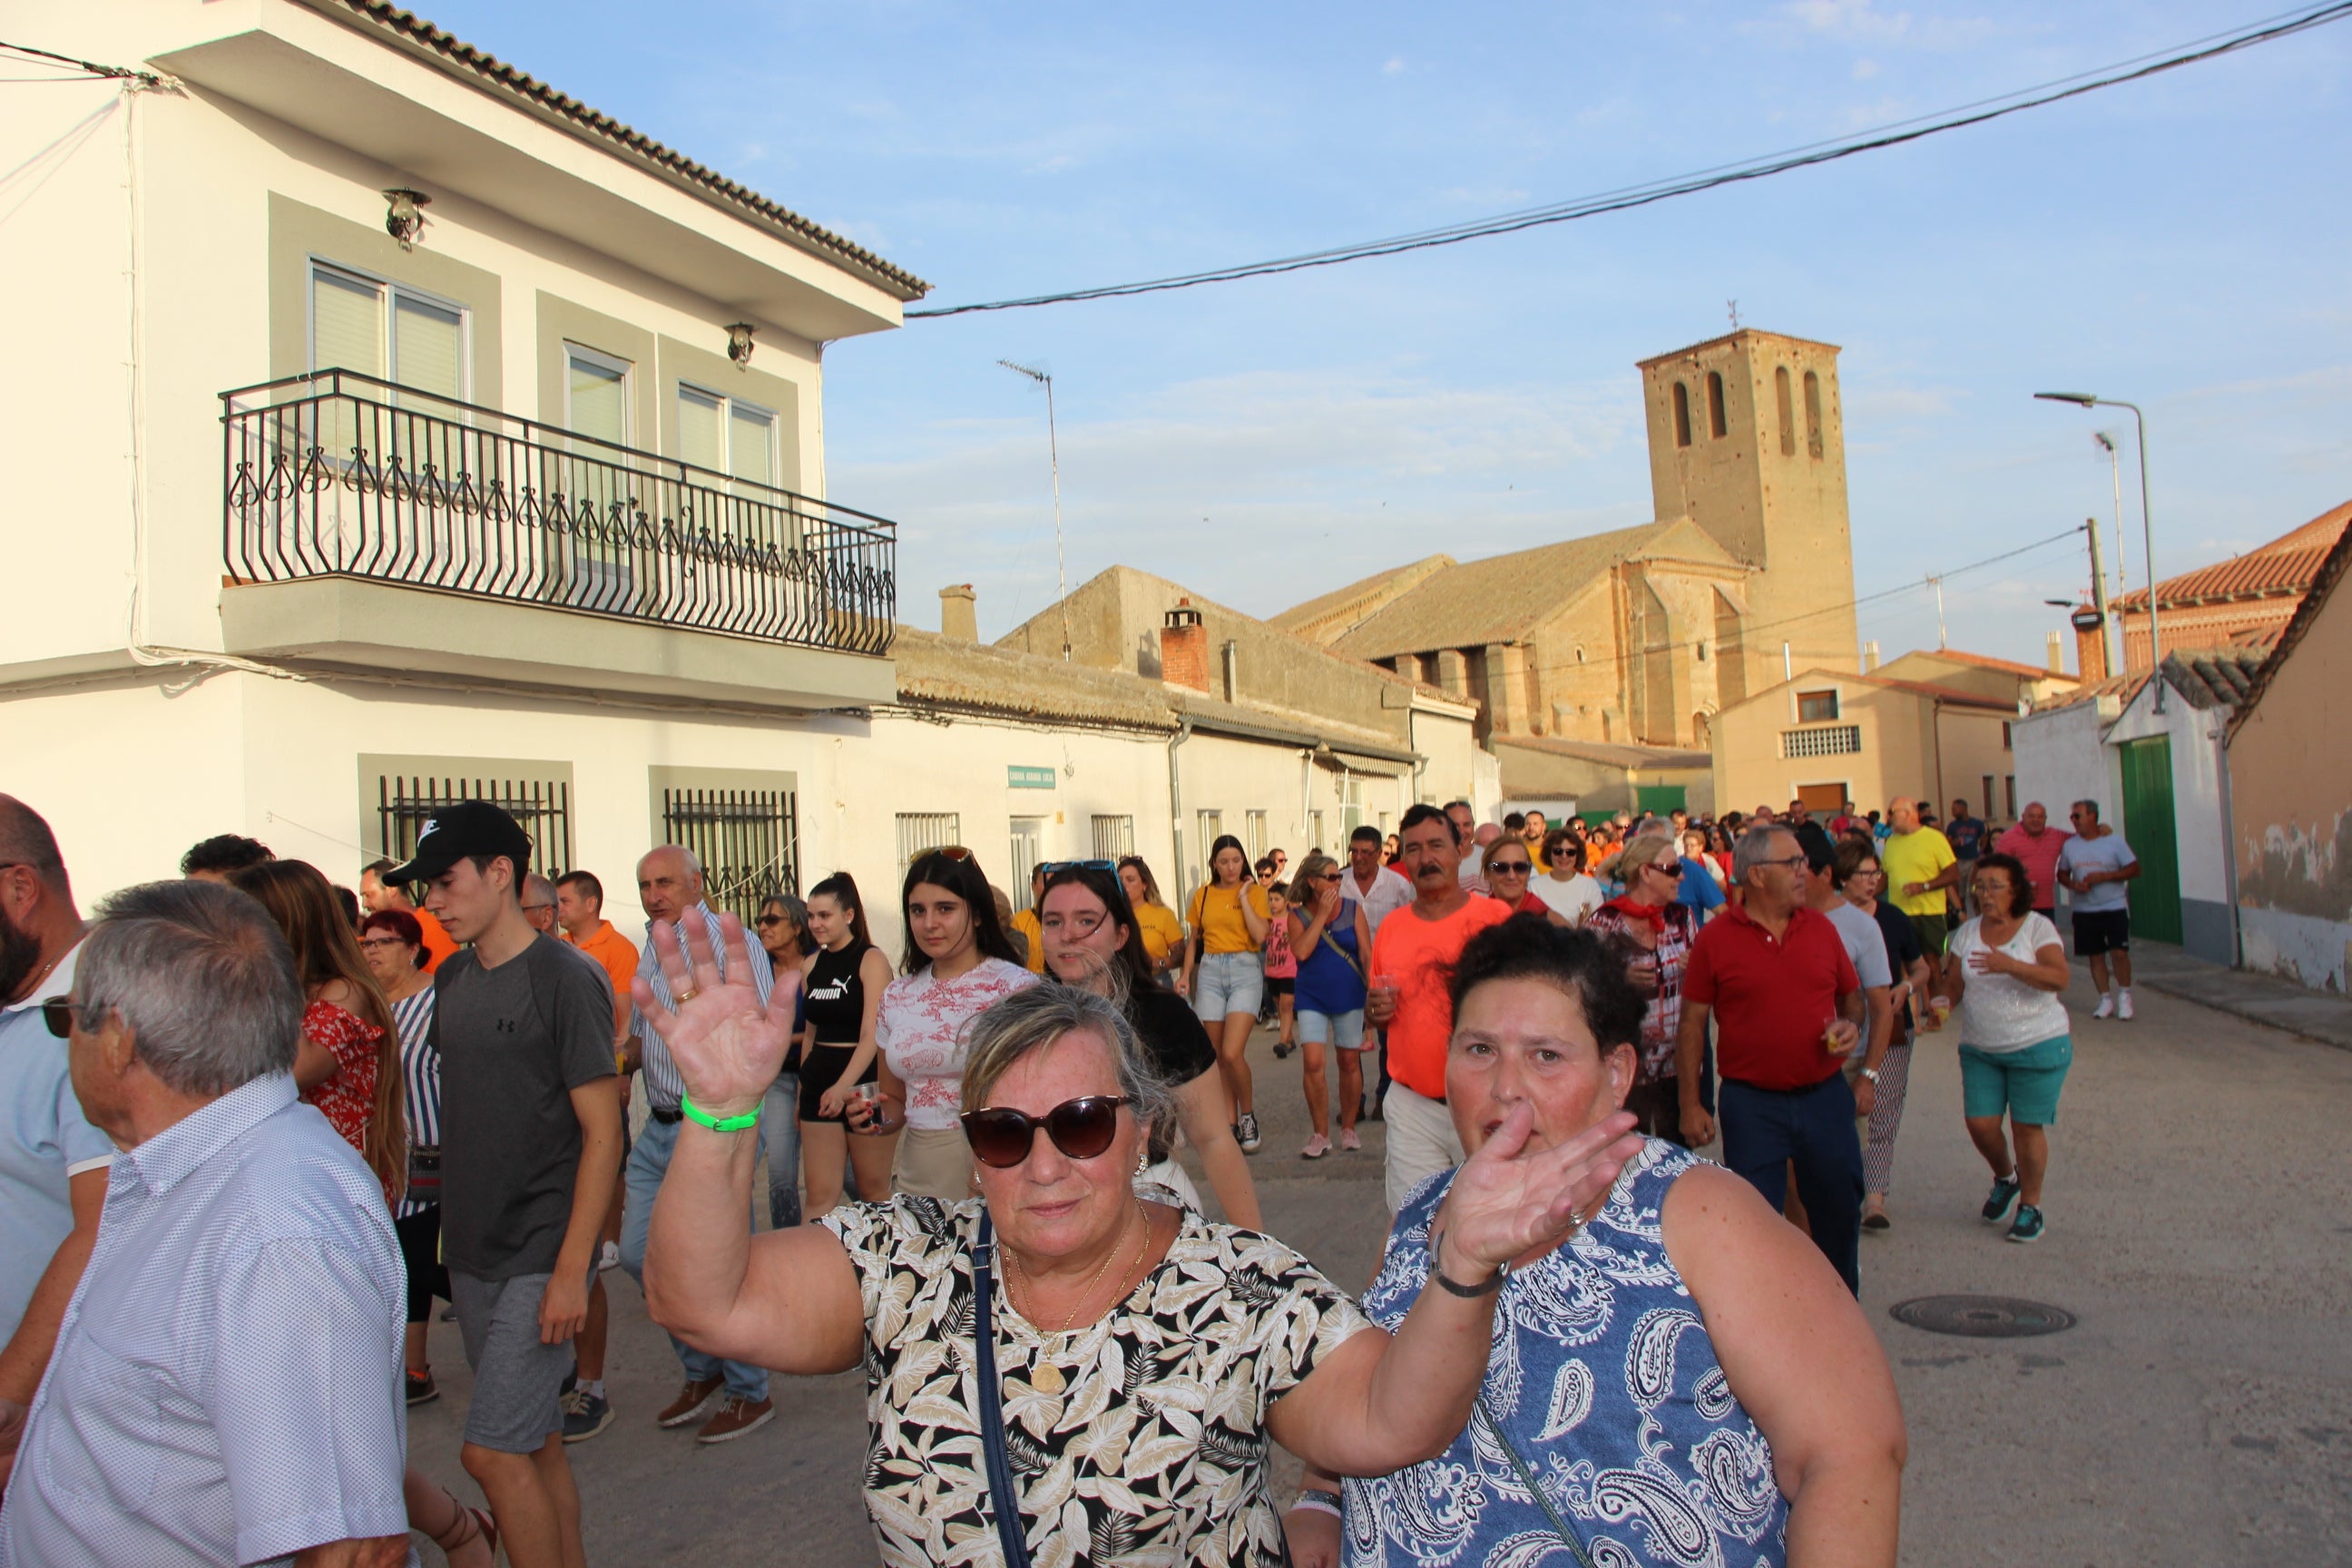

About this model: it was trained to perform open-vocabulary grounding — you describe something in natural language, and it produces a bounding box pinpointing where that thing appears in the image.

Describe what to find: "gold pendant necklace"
[1011,1205,1151,1396]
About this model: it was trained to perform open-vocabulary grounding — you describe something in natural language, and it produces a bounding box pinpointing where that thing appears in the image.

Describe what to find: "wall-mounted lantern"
[725,323,756,366]
[382,188,430,250]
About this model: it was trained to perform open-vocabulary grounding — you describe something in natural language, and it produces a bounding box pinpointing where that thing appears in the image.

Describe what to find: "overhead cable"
[909,3,2352,318]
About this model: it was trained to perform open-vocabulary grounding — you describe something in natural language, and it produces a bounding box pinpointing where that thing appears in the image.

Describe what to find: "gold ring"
[675,986,700,1005]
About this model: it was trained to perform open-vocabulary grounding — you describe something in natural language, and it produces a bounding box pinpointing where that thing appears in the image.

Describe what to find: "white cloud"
[1852,57,1880,80]
[1382,56,1406,75]
[1789,0,1913,44]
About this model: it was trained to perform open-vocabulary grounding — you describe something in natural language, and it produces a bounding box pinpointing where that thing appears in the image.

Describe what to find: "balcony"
[220,369,897,660]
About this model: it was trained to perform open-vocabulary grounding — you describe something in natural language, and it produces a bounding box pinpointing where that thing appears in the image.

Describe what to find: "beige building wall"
[2229,576,2352,991]
[1713,671,2014,818]
[1638,331,1858,694]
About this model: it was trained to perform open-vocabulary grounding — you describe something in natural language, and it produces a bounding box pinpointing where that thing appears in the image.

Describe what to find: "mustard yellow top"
[1188,882,1270,956]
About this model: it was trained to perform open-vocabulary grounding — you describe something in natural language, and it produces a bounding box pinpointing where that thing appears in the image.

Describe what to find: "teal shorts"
[1958,1034,2072,1124]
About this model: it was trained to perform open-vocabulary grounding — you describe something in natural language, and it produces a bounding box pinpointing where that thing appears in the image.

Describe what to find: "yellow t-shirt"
[1188,882,1270,955]
[1132,902,1185,965]
[1008,907,1047,973]
[1881,828,1957,917]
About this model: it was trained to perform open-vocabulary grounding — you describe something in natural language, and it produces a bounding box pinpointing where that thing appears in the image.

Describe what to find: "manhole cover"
[1889,1295,2075,1338]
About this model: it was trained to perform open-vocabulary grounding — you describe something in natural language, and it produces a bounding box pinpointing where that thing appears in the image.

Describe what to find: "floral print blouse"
[820,1195,1373,1567]
[299,997,393,1209]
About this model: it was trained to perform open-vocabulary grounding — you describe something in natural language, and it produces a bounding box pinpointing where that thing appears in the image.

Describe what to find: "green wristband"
[680,1094,760,1133]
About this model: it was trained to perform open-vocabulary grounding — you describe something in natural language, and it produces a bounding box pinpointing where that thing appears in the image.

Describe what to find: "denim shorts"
[1297,1008,1367,1049]
[1959,1034,2072,1124]
[1192,950,1264,1022]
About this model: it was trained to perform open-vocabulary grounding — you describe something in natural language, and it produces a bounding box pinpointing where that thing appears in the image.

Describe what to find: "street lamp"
[2036,391,2161,710]
[999,360,1072,662]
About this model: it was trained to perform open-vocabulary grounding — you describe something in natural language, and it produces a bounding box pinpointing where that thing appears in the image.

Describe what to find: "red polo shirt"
[1682,902,1859,1092]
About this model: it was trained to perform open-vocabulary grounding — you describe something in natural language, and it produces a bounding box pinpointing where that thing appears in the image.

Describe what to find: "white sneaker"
[2092,994,2115,1020]
[598,1240,621,1272]
[2116,990,2134,1021]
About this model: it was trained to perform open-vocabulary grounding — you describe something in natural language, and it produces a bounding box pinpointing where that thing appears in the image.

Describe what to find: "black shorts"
[2073,908,2132,956]
[1266,976,1295,998]
[799,1042,877,1122]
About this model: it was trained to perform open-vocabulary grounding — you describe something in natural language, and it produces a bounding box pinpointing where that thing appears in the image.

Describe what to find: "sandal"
[431,1496,500,1566]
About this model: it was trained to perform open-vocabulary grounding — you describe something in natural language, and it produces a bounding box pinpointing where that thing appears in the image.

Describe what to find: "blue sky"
[435,0,2351,664]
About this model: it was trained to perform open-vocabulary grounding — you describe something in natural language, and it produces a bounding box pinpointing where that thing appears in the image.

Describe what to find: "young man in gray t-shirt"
[393,802,619,1565]
[2058,800,2141,1020]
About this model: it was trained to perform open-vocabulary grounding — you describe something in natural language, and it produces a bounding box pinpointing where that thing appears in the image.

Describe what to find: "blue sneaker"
[1981,1175,2021,1223]
[2006,1204,2045,1244]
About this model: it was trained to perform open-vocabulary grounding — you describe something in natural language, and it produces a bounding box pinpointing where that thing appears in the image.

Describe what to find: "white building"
[2,3,1481,946]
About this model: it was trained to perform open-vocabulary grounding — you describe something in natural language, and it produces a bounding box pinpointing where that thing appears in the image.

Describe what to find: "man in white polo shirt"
[0,798,113,1486]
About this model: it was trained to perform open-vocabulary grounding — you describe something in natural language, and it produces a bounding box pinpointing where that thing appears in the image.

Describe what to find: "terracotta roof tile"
[316,0,928,300]
[2113,499,2351,612]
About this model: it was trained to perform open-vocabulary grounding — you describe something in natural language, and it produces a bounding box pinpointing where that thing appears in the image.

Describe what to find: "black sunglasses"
[1488,859,1534,875]
[1648,860,1686,877]
[960,1094,1129,1168]
[42,996,101,1039]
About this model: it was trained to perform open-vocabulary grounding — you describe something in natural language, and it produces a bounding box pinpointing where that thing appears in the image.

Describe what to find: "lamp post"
[999,359,1071,662]
[2036,392,2161,710]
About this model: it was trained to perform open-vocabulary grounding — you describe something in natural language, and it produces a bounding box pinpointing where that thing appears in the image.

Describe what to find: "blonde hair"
[1602,828,1680,888]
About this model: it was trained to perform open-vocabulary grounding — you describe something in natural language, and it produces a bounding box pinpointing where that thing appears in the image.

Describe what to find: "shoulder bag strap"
[1476,1395,1597,1568]
[971,1214,1034,1568]
[1318,926,1364,982]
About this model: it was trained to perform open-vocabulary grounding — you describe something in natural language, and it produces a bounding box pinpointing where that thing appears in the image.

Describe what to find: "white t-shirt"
[875,958,1039,1130]
[2057,831,2138,914]
[1529,873,1604,926]
[1950,913,2071,1052]
[1338,864,1415,932]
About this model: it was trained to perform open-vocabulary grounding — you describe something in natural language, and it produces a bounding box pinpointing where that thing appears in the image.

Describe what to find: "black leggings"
[395,1205,451,1325]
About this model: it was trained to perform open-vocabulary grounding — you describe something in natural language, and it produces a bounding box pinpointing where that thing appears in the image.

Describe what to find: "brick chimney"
[2071,604,2109,682]
[939,583,977,642]
[1161,601,1209,692]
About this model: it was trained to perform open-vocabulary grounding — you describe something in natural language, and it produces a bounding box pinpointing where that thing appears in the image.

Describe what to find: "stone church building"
[1273,328,1861,799]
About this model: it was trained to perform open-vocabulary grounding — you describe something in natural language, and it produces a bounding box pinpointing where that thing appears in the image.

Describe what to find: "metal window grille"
[661,787,798,921]
[896,812,963,868]
[1244,809,1269,860]
[377,774,572,879]
[1091,815,1135,859]
[1782,725,1862,759]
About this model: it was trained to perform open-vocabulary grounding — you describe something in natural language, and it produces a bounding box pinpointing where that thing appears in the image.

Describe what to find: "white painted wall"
[2105,686,2231,906]
[2010,701,2121,828]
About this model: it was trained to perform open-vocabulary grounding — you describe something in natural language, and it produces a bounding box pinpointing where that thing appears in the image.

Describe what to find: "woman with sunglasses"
[754,894,810,1229]
[1181,833,1271,1154]
[642,946,1644,1568]
[1114,856,1186,989]
[1528,828,1602,926]
[1479,838,1557,922]
[358,909,449,1405]
[1583,828,1700,1145]
[799,873,896,1218]
[1289,917,1906,1568]
[1286,850,1372,1159]
[1034,862,1261,1225]
[848,852,1036,1201]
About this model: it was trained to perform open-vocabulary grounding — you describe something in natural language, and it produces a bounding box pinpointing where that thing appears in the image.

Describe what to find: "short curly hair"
[1446,916,1647,1055]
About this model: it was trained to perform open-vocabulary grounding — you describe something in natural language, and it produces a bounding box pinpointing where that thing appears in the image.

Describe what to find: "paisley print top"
[821,1195,1373,1568]
[1342,1140,1789,1568]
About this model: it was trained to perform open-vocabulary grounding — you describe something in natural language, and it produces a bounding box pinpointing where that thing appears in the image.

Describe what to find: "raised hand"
[630,914,789,1119]
[1433,1105,1643,1276]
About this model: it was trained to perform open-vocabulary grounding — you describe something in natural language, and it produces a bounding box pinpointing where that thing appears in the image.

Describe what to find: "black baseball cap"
[382,801,533,885]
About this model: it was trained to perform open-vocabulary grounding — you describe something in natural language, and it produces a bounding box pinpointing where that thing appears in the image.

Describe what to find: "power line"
[0,41,167,88]
[909,3,2352,318]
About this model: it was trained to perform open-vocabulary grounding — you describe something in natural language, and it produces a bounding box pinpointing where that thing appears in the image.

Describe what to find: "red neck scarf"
[1602,894,1669,930]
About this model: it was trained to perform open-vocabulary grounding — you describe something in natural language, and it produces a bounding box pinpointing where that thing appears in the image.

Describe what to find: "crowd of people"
[0,779,2140,1564]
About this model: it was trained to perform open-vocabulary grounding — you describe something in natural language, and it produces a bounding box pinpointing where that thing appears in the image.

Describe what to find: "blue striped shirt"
[0,1073,412,1567]
[391,986,437,1219]
[631,902,773,1112]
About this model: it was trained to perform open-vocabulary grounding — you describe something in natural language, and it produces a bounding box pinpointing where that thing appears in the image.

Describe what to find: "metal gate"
[377,774,571,879]
[661,786,799,921]
[2116,736,2182,946]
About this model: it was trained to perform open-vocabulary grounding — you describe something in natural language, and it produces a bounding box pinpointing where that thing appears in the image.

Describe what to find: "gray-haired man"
[1,879,409,1567]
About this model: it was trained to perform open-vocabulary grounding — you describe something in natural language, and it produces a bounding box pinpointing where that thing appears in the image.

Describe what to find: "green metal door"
[2115,736,2182,946]
[1636,784,1688,816]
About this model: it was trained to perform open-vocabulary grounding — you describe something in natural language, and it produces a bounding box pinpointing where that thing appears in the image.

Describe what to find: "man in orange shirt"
[1365,802,1513,1213]
[554,867,638,1441]
[360,858,456,971]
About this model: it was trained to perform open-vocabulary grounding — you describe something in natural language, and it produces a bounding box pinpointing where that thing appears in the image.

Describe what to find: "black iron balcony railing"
[221,369,896,656]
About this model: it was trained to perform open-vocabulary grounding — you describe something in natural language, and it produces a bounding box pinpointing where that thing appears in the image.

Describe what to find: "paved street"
[405,968,2352,1565]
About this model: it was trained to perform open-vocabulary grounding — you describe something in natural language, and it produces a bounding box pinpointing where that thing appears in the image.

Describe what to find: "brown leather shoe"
[696,1395,776,1444]
[656,1376,724,1429]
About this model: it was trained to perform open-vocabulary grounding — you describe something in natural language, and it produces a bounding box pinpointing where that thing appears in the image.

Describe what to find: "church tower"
[1636,330,1859,696]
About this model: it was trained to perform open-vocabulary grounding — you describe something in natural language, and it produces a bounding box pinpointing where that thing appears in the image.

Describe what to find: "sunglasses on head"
[960,1094,1129,1168]
[1040,859,1118,877]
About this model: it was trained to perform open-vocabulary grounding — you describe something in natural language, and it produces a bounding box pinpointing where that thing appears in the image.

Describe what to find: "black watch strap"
[1429,1229,1507,1298]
